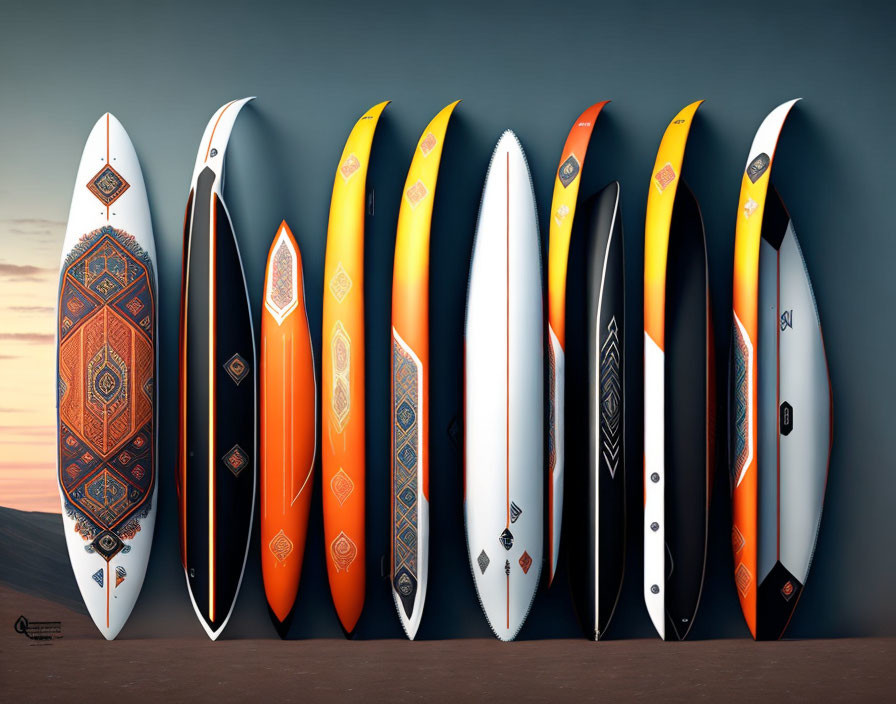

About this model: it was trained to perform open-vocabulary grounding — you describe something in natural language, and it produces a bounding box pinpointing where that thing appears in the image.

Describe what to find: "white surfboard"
[465,131,543,641]
[56,114,157,639]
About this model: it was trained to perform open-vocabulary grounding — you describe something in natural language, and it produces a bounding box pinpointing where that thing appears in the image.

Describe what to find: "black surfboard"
[178,99,256,640]
[661,181,714,640]
[569,181,625,640]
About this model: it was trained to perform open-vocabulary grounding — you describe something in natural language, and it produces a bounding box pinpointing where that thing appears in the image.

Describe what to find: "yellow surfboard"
[321,100,389,636]
[390,100,460,639]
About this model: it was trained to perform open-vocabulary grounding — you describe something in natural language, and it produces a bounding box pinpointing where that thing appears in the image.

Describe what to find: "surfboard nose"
[495,129,524,157]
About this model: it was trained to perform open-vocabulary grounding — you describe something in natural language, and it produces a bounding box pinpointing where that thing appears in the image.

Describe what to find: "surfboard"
[260,220,317,637]
[178,98,256,640]
[731,99,831,640]
[569,181,625,640]
[465,131,543,642]
[322,101,389,636]
[57,113,157,640]
[546,101,609,585]
[390,100,460,639]
[643,101,714,640]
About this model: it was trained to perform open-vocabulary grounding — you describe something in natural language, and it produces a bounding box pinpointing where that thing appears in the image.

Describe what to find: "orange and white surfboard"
[731,99,831,640]
[546,101,608,585]
[321,101,389,636]
[260,220,316,637]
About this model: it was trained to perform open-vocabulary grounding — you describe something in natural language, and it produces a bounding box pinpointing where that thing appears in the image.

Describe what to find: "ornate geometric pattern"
[222,445,249,477]
[735,562,752,597]
[519,551,532,574]
[87,164,130,206]
[477,549,490,574]
[510,501,522,524]
[747,153,771,183]
[330,321,351,433]
[340,153,361,181]
[405,179,428,209]
[499,528,514,550]
[732,319,751,486]
[553,203,569,227]
[558,154,580,188]
[329,263,352,303]
[58,226,154,562]
[731,524,745,555]
[392,334,420,613]
[331,468,354,505]
[115,565,127,588]
[780,580,795,602]
[269,529,294,563]
[600,317,622,478]
[419,132,437,157]
[653,162,676,192]
[331,531,358,572]
[92,569,104,587]
[224,353,250,386]
[265,234,298,325]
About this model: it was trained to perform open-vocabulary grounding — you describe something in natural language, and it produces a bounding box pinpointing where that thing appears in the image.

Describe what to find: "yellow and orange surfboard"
[546,101,608,585]
[260,220,316,636]
[390,100,459,639]
[321,101,389,636]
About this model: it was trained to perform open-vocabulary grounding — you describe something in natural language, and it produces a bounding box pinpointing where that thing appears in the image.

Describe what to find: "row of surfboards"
[56,98,830,642]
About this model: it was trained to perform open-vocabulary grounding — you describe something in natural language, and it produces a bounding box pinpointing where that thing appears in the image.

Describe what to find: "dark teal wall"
[2,0,893,638]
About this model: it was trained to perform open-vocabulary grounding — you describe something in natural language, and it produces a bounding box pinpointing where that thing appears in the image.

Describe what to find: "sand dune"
[0,505,85,613]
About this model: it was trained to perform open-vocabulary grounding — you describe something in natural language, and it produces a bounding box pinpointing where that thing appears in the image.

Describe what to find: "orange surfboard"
[321,101,389,635]
[260,220,316,637]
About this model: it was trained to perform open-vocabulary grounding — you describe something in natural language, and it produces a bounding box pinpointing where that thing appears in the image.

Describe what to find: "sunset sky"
[0,216,63,512]
[0,215,65,512]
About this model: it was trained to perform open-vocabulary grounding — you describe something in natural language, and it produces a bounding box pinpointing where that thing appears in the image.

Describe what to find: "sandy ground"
[1,584,893,702]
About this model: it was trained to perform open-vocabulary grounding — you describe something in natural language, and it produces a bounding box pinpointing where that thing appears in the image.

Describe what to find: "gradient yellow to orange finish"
[392,100,459,507]
[321,101,389,635]
[546,101,608,349]
[644,100,703,351]
[0,219,63,513]
[732,151,773,639]
[260,221,316,624]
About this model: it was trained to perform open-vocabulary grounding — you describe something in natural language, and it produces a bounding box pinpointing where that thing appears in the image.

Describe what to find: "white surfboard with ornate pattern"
[57,114,157,640]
